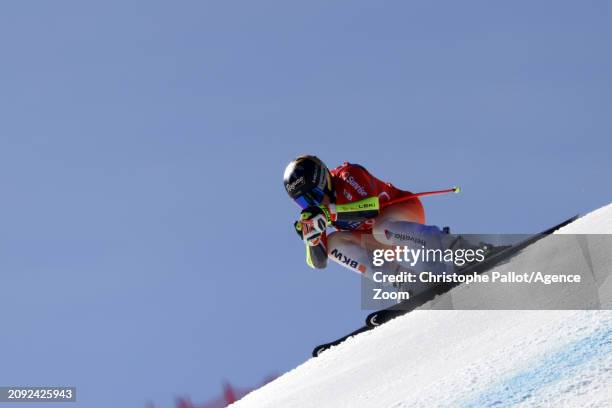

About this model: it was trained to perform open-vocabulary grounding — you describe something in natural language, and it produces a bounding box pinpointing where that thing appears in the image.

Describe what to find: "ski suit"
[305,162,448,281]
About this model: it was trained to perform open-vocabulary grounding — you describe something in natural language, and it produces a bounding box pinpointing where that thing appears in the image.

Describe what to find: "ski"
[312,215,578,357]
[365,215,579,327]
[312,325,372,357]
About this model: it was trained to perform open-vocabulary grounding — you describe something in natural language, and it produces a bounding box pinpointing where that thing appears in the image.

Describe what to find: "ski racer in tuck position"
[283,155,462,294]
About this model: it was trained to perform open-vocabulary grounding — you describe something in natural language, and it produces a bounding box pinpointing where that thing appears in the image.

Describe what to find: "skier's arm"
[332,196,380,224]
[305,240,328,269]
[295,206,330,269]
[295,198,380,269]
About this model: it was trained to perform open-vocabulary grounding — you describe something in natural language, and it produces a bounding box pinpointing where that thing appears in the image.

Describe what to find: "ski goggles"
[294,186,327,209]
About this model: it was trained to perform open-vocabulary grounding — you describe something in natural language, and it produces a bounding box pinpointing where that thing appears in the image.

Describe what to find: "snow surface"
[232,204,612,408]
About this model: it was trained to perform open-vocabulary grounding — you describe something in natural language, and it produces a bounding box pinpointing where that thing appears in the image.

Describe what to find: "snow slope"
[233,204,612,408]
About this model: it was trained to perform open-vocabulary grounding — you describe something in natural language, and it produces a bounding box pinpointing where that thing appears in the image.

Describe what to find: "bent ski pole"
[386,186,460,207]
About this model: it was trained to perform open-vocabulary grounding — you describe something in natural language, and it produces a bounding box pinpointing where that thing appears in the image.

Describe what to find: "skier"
[283,155,454,287]
[284,157,578,355]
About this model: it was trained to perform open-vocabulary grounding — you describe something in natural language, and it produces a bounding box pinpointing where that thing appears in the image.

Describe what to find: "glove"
[295,206,330,246]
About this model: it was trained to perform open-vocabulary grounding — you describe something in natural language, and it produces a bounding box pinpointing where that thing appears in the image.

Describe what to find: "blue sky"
[0,1,610,407]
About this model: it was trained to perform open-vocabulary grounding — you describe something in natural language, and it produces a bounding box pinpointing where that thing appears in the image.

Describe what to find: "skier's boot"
[441,226,511,268]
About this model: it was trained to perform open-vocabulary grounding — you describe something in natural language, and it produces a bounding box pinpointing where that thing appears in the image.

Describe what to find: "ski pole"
[385,186,460,207]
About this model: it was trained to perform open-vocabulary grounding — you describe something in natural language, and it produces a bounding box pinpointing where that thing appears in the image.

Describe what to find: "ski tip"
[453,186,461,194]
[312,345,328,358]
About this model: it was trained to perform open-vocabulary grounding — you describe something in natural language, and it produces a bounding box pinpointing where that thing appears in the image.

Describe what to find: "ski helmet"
[283,155,333,209]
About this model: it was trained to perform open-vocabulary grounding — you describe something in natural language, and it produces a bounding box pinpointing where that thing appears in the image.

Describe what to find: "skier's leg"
[372,203,455,295]
[326,231,399,280]
[375,203,504,265]
[372,202,446,255]
[373,219,445,253]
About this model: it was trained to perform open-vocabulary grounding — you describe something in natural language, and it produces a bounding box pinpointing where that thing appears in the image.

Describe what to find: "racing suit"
[303,162,447,281]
